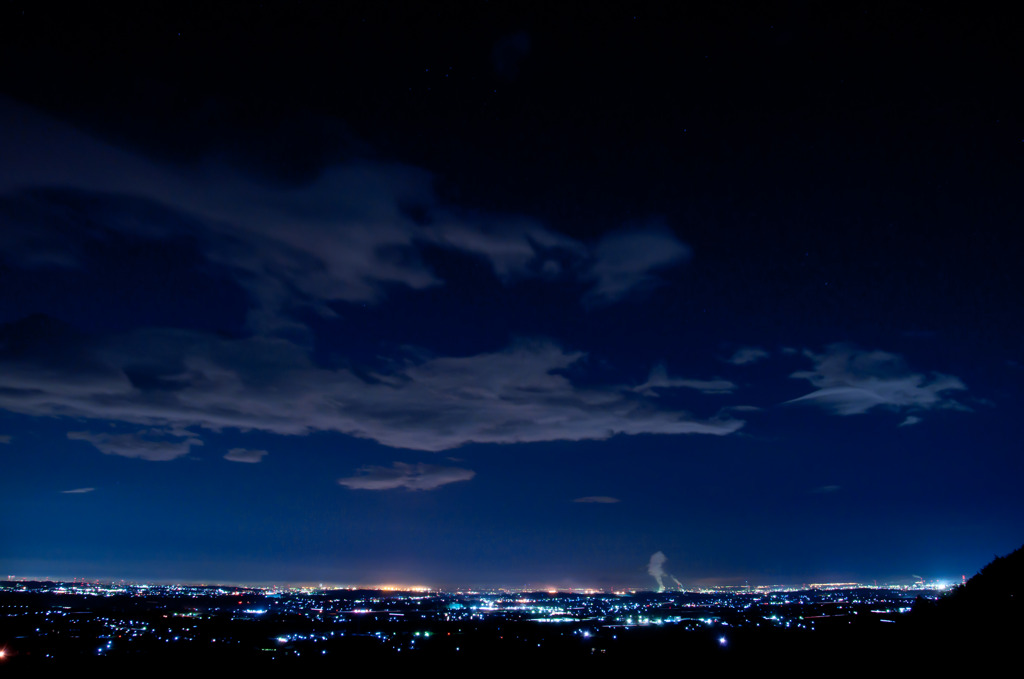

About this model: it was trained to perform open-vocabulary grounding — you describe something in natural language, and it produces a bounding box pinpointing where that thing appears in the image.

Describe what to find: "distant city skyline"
[0,554,978,594]
[1,576,954,595]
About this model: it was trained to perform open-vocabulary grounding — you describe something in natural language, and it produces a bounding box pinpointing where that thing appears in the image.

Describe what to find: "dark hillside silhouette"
[910,544,1023,669]
[943,544,1024,613]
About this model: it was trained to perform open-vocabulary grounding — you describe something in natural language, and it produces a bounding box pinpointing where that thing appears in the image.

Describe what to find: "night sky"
[2,3,1022,588]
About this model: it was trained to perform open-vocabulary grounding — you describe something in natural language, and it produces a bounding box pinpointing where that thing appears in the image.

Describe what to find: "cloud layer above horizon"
[1,319,744,453]
[0,100,977,481]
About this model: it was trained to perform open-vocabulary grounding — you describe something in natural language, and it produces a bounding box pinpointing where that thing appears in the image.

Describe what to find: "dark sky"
[1,2,1022,588]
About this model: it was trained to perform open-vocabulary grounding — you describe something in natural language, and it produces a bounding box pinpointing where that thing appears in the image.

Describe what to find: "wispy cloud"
[0,320,744,451]
[634,363,736,396]
[785,344,967,419]
[0,434,10,444]
[60,487,95,494]
[725,346,770,366]
[0,103,727,454]
[67,430,202,462]
[811,484,841,494]
[573,496,620,503]
[584,225,691,305]
[338,462,475,491]
[224,448,269,464]
[0,100,692,324]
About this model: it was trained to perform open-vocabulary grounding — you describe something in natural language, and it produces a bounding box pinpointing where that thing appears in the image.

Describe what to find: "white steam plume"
[648,551,667,592]
[647,551,683,592]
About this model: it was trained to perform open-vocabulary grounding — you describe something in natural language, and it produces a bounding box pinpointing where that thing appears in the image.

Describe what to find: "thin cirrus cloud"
[633,363,737,396]
[726,346,770,366]
[573,496,621,504]
[67,430,203,462]
[224,448,269,464]
[338,462,475,491]
[60,487,96,494]
[0,318,745,453]
[0,98,693,324]
[583,225,692,305]
[785,344,967,419]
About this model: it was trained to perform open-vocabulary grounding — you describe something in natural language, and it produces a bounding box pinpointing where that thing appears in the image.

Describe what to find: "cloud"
[726,346,770,366]
[573,496,620,503]
[60,487,95,494]
[634,363,736,396]
[224,448,268,463]
[0,320,744,451]
[584,225,692,305]
[338,462,475,491]
[811,484,841,494]
[67,430,203,461]
[0,100,690,324]
[430,216,586,282]
[785,344,967,419]
[898,415,922,427]
[0,434,10,444]
[0,105,716,450]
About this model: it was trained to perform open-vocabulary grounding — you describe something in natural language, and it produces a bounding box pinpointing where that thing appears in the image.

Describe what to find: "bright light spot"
[719,636,727,646]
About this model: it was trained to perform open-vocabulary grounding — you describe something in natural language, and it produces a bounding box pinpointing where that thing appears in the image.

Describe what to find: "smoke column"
[648,551,667,592]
